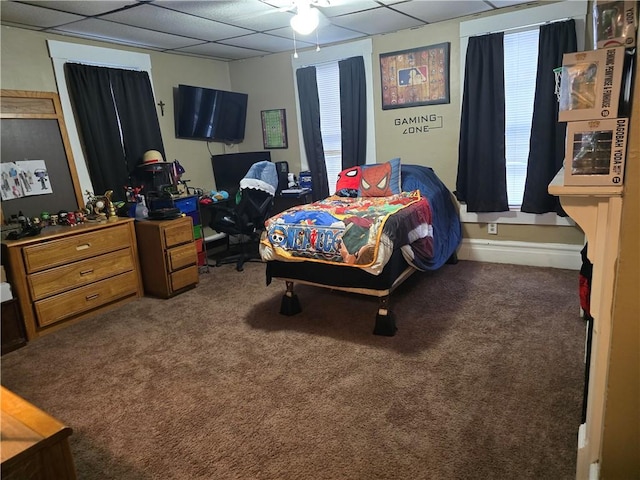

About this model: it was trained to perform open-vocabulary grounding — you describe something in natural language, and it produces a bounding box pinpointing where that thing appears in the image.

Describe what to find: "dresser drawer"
[34,271,139,327]
[28,248,135,301]
[163,218,193,248]
[169,265,199,292]
[23,224,131,273]
[167,243,197,272]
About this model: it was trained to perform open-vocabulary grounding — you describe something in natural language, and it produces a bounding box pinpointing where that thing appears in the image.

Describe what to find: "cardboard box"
[564,118,628,186]
[593,1,637,49]
[558,47,626,122]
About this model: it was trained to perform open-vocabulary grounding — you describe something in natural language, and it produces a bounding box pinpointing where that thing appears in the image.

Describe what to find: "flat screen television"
[211,151,271,200]
[174,84,248,144]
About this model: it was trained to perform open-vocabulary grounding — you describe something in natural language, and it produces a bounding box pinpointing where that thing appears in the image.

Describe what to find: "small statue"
[104,190,117,218]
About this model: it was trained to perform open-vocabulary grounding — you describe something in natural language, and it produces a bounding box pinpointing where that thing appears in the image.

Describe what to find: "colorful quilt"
[260,191,433,275]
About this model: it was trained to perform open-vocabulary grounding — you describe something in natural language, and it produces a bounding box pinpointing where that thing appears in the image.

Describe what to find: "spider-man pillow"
[359,158,401,197]
[335,166,362,197]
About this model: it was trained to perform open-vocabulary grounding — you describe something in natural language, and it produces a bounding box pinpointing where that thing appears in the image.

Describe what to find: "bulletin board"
[0,90,83,220]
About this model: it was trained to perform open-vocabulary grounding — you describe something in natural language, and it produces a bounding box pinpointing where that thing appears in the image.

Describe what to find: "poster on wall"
[261,109,288,149]
[379,42,450,110]
[1,160,53,201]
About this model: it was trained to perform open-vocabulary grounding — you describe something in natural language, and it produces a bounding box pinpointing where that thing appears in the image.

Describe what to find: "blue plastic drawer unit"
[174,196,197,213]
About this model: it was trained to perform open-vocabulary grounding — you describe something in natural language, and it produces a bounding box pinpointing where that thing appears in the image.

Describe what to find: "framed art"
[261,109,288,149]
[379,42,450,110]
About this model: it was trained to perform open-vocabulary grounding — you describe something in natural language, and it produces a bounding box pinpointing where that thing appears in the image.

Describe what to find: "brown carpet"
[1,260,585,480]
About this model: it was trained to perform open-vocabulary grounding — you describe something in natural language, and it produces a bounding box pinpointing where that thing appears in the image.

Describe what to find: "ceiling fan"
[280,0,331,35]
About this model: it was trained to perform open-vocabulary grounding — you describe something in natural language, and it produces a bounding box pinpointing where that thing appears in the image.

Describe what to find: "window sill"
[458,204,575,226]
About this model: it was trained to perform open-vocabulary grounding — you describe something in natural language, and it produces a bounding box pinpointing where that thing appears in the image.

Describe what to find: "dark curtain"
[65,63,165,201]
[339,56,366,168]
[65,63,128,199]
[521,19,576,215]
[456,33,508,212]
[109,68,165,174]
[296,66,329,201]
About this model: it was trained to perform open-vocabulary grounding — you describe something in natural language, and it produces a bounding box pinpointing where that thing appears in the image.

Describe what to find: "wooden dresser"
[1,386,76,479]
[1,218,143,340]
[134,216,199,298]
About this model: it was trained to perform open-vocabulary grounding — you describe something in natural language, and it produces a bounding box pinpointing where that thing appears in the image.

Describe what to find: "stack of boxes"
[558,1,637,186]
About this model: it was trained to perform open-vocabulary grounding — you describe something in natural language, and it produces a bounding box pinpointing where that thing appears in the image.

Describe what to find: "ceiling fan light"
[290,7,319,35]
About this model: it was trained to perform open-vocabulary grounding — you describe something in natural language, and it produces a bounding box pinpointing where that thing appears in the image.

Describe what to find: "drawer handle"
[76,243,91,251]
[85,293,100,301]
[80,269,94,276]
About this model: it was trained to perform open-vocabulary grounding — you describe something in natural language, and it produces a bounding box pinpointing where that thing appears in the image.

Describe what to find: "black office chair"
[210,161,278,271]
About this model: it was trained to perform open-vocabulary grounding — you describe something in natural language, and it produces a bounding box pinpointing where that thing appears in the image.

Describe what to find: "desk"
[1,386,77,479]
[273,191,313,214]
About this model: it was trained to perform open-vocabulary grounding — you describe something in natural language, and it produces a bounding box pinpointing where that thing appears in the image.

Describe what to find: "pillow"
[359,158,401,197]
[335,166,362,197]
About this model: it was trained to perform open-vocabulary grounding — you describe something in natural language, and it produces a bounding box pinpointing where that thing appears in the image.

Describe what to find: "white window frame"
[48,40,155,201]
[291,38,376,174]
[458,1,587,226]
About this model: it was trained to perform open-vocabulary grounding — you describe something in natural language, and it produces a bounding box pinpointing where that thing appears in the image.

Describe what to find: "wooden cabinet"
[1,218,143,340]
[135,216,199,298]
[1,386,76,480]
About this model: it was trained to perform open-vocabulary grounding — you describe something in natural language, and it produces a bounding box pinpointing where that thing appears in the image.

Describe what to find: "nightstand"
[135,216,199,298]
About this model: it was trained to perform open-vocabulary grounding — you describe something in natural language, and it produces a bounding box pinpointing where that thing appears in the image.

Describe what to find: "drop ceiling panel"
[159,1,293,31]
[220,33,314,52]
[175,42,267,61]
[316,1,381,18]
[21,1,137,16]
[0,2,84,28]
[269,23,367,44]
[330,8,424,35]
[52,18,202,49]
[391,1,492,23]
[101,4,252,42]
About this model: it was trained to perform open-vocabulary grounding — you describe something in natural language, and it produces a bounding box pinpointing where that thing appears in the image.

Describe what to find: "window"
[291,39,376,192]
[504,28,539,208]
[459,0,586,225]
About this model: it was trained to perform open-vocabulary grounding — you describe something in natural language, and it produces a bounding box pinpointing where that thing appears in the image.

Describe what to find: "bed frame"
[267,249,457,336]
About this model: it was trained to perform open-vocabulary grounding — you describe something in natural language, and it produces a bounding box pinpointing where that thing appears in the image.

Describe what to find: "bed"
[259,163,462,336]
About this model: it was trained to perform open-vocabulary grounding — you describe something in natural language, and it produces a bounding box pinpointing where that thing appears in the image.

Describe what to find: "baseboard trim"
[457,239,582,270]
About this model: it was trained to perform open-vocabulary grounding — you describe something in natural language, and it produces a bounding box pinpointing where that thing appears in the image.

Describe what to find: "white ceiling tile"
[52,18,202,49]
[221,33,314,52]
[315,1,380,18]
[101,4,252,42]
[330,8,424,35]
[489,1,532,7]
[0,2,84,28]
[160,0,293,31]
[391,1,492,23]
[175,42,267,60]
[21,1,137,16]
[268,23,367,44]
[0,0,543,61]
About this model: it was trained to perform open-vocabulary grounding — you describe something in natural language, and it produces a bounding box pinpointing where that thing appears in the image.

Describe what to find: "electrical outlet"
[488,223,498,235]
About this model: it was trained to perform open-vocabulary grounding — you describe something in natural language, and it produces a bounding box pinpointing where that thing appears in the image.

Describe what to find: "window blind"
[504,28,539,208]
[315,61,342,194]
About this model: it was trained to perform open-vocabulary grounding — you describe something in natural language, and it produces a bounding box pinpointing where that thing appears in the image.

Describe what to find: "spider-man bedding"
[259,164,462,336]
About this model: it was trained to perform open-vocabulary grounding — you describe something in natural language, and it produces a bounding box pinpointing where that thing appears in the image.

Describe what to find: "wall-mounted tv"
[174,84,248,144]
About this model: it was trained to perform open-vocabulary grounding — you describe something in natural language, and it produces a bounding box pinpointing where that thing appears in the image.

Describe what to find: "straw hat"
[142,150,164,164]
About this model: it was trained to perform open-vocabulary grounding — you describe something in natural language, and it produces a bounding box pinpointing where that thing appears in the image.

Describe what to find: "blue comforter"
[401,164,462,270]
